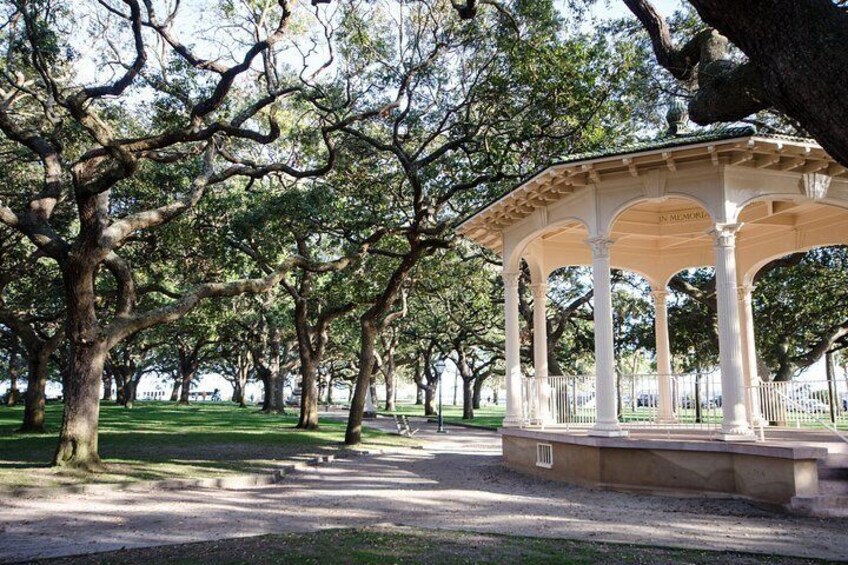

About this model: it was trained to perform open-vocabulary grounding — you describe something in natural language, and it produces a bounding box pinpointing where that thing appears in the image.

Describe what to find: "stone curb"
[422,418,498,431]
[377,412,499,432]
[5,447,382,499]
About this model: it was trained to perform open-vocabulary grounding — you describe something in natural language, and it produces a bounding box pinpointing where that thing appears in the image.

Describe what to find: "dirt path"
[2,417,847,563]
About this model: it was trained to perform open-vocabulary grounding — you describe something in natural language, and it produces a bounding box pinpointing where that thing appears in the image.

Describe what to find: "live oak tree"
[209,303,256,407]
[105,332,161,407]
[520,266,595,379]
[753,247,848,382]
[667,248,848,382]
[0,0,356,469]
[225,170,382,427]
[405,248,502,419]
[244,296,297,414]
[0,330,24,407]
[452,0,848,166]
[332,0,647,445]
[0,231,64,432]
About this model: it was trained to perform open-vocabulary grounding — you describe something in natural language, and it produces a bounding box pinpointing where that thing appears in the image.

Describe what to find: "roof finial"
[666,100,689,136]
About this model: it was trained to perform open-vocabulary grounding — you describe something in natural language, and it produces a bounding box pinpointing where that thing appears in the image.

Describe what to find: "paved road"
[2,417,848,563]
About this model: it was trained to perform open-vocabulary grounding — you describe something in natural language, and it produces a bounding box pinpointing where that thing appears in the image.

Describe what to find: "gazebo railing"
[521,375,597,429]
[753,378,848,430]
[619,373,722,431]
[521,372,722,431]
[521,373,848,439]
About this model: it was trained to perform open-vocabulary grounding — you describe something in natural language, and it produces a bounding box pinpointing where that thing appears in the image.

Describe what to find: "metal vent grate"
[536,443,553,468]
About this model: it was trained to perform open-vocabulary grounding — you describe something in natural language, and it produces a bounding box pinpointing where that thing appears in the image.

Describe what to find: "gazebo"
[458,107,848,509]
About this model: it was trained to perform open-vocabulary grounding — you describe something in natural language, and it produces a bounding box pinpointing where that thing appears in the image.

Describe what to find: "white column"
[652,289,676,423]
[532,282,551,425]
[738,283,764,425]
[502,271,523,427]
[711,224,754,440]
[588,236,627,437]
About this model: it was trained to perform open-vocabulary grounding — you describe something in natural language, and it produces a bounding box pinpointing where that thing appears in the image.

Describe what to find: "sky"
[587,0,683,19]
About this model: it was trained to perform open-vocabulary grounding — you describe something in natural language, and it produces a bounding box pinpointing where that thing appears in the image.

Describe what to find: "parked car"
[681,397,716,409]
[793,398,829,413]
[636,393,658,407]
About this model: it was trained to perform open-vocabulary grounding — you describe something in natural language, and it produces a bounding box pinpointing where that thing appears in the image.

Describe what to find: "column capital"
[530,281,548,296]
[709,223,743,248]
[737,283,755,299]
[650,289,668,306]
[586,236,614,259]
[502,271,520,289]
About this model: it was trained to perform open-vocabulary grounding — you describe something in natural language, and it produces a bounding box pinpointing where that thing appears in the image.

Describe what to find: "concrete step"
[789,494,848,518]
[819,479,848,496]
[819,464,848,482]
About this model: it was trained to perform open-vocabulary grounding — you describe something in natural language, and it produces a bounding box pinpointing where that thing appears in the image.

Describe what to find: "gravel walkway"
[2,417,847,563]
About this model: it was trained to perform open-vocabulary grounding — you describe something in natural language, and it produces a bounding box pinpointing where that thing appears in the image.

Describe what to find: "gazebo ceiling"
[458,126,845,254]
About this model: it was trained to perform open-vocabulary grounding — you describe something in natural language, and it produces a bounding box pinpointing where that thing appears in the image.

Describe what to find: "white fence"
[754,378,848,428]
[521,373,848,436]
[619,373,722,431]
[521,372,721,431]
[522,375,597,429]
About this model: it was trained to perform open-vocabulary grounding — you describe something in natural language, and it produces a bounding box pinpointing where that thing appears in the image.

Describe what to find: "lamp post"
[435,358,446,433]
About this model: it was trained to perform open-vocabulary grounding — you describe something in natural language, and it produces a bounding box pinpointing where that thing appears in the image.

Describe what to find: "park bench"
[394,414,419,437]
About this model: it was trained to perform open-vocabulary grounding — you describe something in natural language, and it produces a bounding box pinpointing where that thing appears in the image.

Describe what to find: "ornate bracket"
[801,172,832,201]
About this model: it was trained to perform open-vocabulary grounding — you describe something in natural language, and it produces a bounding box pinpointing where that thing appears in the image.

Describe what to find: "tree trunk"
[20,349,51,433]
[101,372,113,401]
[424,383,437,416]
[273,373,285,411]
[51,211,116,470]
[53,340,108,470]
[233,353,249,407]
[383,361,395,412]
[232,380,244,405]
[413,362,424,405]
[6,348,21,407]
[260,370,272,411]
[125,371,142,409]
[826,350,837,424]
[178,369,194,404]
[170,376,181,401]
[260,370,284,413]
[345,319,377,445]
[297,356,319,430]
[472,376,485,409]
[326,376,334,405]
[369,374,378,412]
[462,377,474,420]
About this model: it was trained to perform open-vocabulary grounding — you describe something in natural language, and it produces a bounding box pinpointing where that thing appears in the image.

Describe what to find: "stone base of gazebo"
[501,428,829,508]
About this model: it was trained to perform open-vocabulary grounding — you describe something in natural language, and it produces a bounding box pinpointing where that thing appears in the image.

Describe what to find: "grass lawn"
[0,402,416,489]
[31,526,832,565]
[384,403,505,429]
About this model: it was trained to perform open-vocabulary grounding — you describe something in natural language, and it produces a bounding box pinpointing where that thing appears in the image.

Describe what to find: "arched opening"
[747,246,848,427]
[608,197,715,288]
[506,219,590,275]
